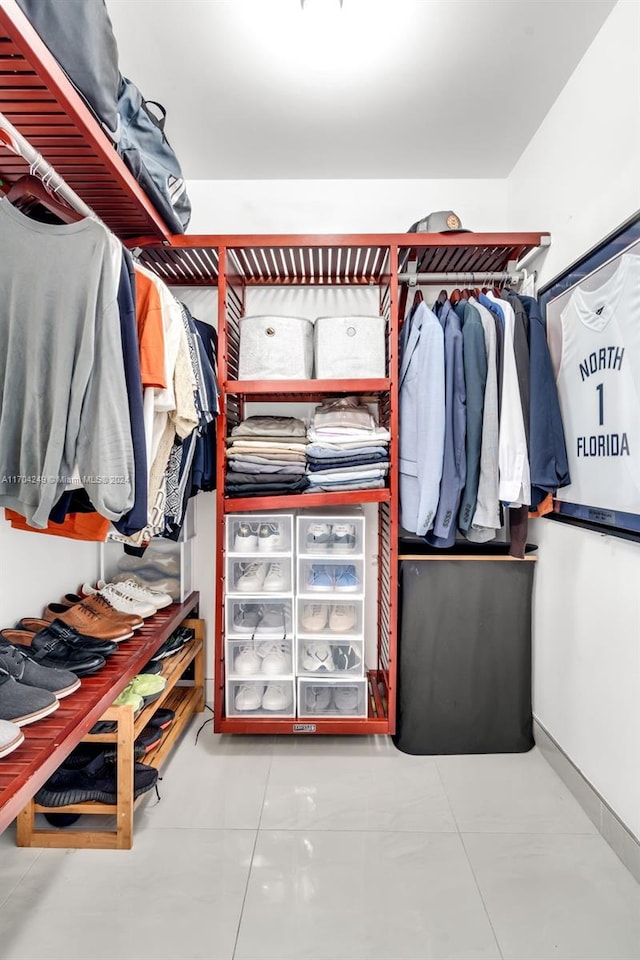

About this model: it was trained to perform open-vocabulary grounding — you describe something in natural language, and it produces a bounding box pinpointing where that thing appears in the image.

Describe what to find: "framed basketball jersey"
[541,214,640,535]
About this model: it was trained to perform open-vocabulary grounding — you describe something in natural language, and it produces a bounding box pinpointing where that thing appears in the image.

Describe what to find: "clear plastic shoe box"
[226,637,294,680]
[297,510,364,558]
[296,637,365,677]
[226,556,293,596]
[226,513,294,556]
[226,678,296,718]
[297,558,364,598]
[101,537,192,603]
[225,597,294,640]
[297,678,368,718]
[296,598,363,638]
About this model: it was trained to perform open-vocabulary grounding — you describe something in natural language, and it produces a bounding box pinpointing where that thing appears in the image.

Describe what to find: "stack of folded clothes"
[225,415,309,497]
[305,397,391,493]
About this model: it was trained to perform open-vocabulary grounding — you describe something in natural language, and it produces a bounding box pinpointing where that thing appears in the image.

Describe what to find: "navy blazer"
[518,295,570,506]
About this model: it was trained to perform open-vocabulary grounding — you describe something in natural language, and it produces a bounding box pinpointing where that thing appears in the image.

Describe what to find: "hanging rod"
[0,110,97,221]
[397,270,525,285]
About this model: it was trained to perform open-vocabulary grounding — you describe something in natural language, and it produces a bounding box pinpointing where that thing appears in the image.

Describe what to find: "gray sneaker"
[0,718,24,758]
[0,669,60,726]
[0,645,80,698]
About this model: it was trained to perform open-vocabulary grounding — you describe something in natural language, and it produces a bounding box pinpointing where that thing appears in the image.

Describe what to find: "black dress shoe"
[0,634,105,677]
[32,621,117,657]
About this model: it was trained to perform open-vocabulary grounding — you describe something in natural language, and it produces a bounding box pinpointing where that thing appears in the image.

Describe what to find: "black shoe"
[135,723,163,754]
[35,752,159,806]
[149,708,175,729]
[139,659,163,675]
[151,627,193,661]
[30,620,117,657]
[5,638,105,677]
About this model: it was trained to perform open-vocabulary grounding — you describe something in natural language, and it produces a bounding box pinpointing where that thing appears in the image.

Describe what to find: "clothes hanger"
[412,288,424,307]
[436,289,448,307]
[450,288,462,305]
[7,174,84,224]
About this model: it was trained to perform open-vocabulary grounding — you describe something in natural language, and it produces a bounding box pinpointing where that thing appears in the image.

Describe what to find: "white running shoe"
[261,643,292,676]
[334,685,360,713]
[235,684,263,711]
[234,646,261,676]
[109,577,172,609]
[302,642,335,673]
[263,562,288,592]
[236,563,267,592]
[328,605,357,633]
[300,604,329,632]
[305,685,332,712]
[262,684,292,711]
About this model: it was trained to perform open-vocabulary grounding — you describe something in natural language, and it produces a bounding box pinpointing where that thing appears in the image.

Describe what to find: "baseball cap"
[407,210,470,233]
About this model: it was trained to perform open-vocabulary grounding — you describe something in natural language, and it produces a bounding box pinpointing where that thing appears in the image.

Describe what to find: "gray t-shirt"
[0,198,134,527]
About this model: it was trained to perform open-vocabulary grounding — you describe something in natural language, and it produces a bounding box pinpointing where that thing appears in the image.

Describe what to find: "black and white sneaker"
[258,523,282,552]
[331,523,357,553]
[234,522,258,552]
[334,645,362,672]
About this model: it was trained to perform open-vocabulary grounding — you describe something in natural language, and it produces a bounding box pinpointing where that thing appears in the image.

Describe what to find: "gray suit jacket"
[426,300,466,547]
[457,301,488,531]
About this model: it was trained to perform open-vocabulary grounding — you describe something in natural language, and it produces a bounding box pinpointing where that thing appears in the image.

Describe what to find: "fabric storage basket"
[314,315,386,378]
[238,315,314,380]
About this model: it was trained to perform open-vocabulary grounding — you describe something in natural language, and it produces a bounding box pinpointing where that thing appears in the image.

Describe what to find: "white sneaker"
[236,563,267,592]
[108,577,172,610]
[302,642,335,672]
[234,646,261,676]
[262,684,292,711]
[234,522,258,552]
[258,522,282,552]
[305,685,332,712]
[334,685,361,713]
[300,604,328,632]
[329,605,357,633]
[235,684,263,711]
[261,643,292,676]
[86,581,157,619]
[263,562,288,592]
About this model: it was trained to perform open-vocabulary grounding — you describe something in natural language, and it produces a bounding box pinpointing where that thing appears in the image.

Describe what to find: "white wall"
[507,0,640,838]
[186,178,508,234]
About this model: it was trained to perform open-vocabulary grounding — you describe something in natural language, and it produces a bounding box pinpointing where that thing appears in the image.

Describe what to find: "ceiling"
[106,0,617,181]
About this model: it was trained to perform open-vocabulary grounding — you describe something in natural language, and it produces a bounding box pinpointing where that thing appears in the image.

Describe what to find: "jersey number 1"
[596,382,604,427]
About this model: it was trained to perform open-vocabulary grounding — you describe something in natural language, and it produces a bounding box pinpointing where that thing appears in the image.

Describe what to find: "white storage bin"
[238,315,314,380]
[101,536,192,603]
[296,598,363,638]
[296,637,365,677]
[226,557,293,596]
[226,638,294,680]
[226,598,294,639]
[227,679,296,717]
[297,678,368,718]
[314,315,386,379]
[226,513,293,556]
[297,511,364,557]
[297,559,364,598]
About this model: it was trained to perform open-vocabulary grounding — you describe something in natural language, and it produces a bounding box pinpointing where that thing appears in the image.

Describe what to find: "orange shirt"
[134,266,166,389]
[5,509,111,542]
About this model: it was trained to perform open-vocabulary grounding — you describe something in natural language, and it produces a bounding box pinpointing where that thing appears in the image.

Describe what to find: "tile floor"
[0,719,638,960]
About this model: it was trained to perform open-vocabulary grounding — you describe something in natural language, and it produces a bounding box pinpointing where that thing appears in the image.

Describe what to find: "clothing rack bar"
[397,270,525,285]
[0,110,96,221]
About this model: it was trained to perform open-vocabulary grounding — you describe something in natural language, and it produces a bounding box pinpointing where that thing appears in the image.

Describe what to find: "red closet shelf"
[225,378,391,397]
[223,489,391,513]
[131,232,548,285]
[0,0,171,240]
[0,593,199,835]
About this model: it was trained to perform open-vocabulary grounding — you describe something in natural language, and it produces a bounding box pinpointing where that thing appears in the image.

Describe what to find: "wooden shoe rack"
[5,596,204,850]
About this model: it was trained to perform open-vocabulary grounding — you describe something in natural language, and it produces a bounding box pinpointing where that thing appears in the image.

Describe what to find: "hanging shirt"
[0,198,134,527]
[467,298,501,539]
[457,301,487,531]
[488,291,531,507]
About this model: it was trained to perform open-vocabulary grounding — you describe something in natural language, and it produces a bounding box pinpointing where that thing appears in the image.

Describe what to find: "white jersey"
[556,252,640,514]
